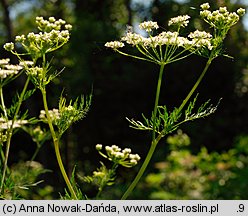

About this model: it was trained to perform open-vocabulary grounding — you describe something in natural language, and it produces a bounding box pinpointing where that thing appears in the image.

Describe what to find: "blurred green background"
[0,0,248,199]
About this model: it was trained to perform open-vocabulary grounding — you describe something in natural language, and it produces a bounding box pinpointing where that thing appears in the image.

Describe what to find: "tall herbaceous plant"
[0,2,245,199]
[0,16,141,199]
[105,3,245,199]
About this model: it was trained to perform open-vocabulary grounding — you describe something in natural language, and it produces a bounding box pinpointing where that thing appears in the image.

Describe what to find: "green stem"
[0,77,30,193]
[152,63,165,140]
[0,86,7,173]
[0,87,8,119]
[121,64,165,199]
[121,134,163,200]
[178,57,213,113]
[41,88,77,199]
[122,57,214,200]
[30,144,41,162]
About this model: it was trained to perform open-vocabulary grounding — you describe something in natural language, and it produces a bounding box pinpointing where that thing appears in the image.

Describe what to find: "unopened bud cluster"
[200,3,245,29]
[4,16,72,57]
[96,144,140,168]
[39,104,81,128]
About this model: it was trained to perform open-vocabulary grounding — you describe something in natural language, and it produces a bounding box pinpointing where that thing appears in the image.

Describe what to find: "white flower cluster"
[19,61,34,67]
[200,3,245,29]
[0,58,23,79]
[96,144,140,167]
[168,15,190,28]
[62,105,78,122]
[139,21,159,32]
[4,17,72,54]
[36,16,72,32]
[105,41,125,49]
[188,30,213,50]
[121,32,144,46]
[145,31,186,47]
[39,108,60,123]
[109,29,213,51]
[106,17,213,53]
[0,118,28,130]
[105,3,245,61]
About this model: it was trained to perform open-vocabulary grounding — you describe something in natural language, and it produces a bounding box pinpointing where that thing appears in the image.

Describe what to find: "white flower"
[219,7,227,14]
[96,144,102,151]
[200,10,211,18]
[97,144,140,167]
[0,119,28,130]
[168,15,190,27]
[129,154,141,161]
[193,39,213,50]
[122,148,131,154]
[139,21,159,32]
[65,24,73,30]
[3,42,14,51]
[237,8,246,17]
[5,64,23,71]
[200,5,243,29]
[39,109,60,123]
[121,32,144,46]
[0,70,17,79]
[111,145,121,152]
[0,59,10,65]
[115,152,125,159]
[15,35,26,43]
[48,17,56,23]
[105,146,112,152]
[200,3,210,10]
[19,61,34,67]
[0,61,23,79]
[105,41,125,49]
[130,159,138,165]
[188,30,213,50]
[188,30,212,39]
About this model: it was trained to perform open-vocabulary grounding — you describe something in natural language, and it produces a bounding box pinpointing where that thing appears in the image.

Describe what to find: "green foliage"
[127,95,221,137]
[61,168,86,200]
[81,162,116,198]
[0,161,50,199]
[0,0,247,200]
[57,94,92,137]
[145,130,248,199]
[79,144,141,198]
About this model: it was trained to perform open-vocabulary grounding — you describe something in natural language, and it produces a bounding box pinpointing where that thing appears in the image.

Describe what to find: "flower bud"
[4,42,14,51]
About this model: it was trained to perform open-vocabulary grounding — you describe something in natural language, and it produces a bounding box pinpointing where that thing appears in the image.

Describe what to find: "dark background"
[0,0,247,198]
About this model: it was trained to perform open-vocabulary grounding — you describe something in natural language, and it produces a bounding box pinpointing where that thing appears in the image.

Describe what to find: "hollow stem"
[122,57,214,200]
[41,88,77,199]
[152,63,165,140]
[121,135,162,200]
[121,63,165,199]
